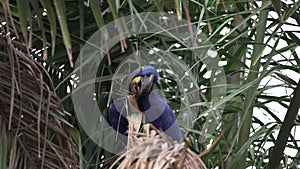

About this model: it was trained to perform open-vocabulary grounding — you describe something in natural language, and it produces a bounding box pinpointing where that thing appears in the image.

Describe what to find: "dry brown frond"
[110,124,206,169]
[0,28,79,168]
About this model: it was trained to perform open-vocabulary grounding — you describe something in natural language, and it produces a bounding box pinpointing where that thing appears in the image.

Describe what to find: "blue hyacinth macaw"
[108,66,182,141]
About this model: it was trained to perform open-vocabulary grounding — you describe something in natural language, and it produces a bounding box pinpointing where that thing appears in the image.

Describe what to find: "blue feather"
[108,66,182,141]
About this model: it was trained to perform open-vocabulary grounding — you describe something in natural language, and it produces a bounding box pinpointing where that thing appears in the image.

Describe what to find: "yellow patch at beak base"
[131,76,142,83]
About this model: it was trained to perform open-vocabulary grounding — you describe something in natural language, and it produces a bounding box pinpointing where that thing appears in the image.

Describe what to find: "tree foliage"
[0,0,299,168]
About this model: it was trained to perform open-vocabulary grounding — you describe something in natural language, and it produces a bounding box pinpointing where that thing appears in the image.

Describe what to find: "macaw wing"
[108,100,129,135]
[143,93,183,141]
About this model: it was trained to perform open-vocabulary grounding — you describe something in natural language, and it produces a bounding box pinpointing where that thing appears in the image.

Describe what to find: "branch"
[267,78,300,169]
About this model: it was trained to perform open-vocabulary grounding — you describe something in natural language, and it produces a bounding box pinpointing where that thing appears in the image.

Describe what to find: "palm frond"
[0,31,79,168]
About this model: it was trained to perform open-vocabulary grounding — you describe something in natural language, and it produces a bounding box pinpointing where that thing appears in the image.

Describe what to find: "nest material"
[111,124,207,169]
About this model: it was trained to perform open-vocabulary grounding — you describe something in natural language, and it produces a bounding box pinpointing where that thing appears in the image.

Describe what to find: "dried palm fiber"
[110,124,207,169]
[0,31,79,168]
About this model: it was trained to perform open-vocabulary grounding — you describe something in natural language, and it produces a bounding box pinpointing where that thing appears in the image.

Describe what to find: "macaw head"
[129,66,158,98]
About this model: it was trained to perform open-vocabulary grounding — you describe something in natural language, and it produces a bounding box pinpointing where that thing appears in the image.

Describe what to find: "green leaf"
[274,72,298,86]
[40,0,57,56]
[31,0,48,59]
[271,0,283,22]
[53,0,73,67]
[286,31,300,46]
[229,125,268,168]
[71,128,83,169]
[90,0,106,29]
[16,0,29,33]
[16,0,30,53]
[49,111,74,128]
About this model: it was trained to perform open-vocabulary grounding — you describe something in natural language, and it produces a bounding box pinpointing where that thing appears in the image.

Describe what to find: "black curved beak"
[130,74,156,98]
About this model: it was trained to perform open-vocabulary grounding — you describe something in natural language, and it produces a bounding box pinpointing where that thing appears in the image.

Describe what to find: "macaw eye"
[145,74,151,78]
